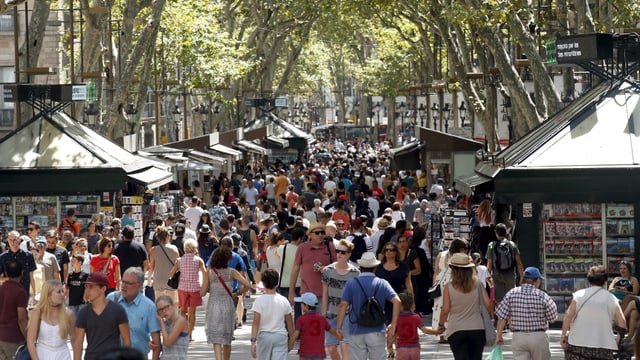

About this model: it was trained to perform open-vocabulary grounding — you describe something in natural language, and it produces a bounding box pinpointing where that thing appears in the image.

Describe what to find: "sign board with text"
[555,33,613,64]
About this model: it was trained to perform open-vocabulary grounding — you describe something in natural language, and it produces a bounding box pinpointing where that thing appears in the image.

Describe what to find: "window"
[0,14,13,33]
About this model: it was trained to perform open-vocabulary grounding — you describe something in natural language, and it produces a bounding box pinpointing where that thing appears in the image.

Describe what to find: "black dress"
[406,247,433,314]
[375,261,410,323]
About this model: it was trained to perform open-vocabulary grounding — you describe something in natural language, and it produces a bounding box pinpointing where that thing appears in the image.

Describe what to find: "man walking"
[495,267,558,359]
[107,267,161,359]
[114,225,149,275]
[486,223,524,305]
[74,272,131,360]
[45,229,71,284]
[336,252,401,360]
[0,261,28,358]
[0,230,37,297]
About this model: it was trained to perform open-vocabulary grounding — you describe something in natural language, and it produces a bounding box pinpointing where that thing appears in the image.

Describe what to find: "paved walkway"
[187,293,567,359]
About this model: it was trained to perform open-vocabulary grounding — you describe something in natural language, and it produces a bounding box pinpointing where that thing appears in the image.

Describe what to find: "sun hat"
[35,239,47,247]
[378,218,391,230]
[199,224,211,234]
[306,223,326,236]
[85,272,109,287]
[357,252,381,268]
[523,267,545,279]
[294,292,319,307]
[449,253,475,268]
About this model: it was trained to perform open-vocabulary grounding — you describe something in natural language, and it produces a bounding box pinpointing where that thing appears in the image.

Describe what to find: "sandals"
[387,351,395,359]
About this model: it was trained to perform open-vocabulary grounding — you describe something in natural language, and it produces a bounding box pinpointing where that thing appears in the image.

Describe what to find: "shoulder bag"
[278,244,288,287]
[213,268,235,300]
[429,256,450,299]
[101,255,112,274]
[478,281,496,346]
[159,245,180,289]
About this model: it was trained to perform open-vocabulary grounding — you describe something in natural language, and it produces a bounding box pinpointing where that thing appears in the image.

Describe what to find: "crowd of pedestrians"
[0,137,634,360]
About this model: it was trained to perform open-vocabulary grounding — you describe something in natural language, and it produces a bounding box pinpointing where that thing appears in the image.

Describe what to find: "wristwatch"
[250,337,257,343]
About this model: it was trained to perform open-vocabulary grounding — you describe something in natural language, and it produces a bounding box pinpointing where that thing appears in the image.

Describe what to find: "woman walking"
[562,265,626,359]
[27,280,75,360]
[89,238,120,294]
[203,247,251,360]
[432,238,469,343]
[439,253,492,360]
[169,239,207,341]
[148,226,179,303]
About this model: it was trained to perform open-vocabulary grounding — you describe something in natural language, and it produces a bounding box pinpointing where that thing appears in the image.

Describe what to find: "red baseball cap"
[85,272,109,287]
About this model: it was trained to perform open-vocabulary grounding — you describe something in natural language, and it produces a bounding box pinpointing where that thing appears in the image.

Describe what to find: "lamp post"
[126,102,138,135]
[374,101,382,143]
[397,102,406,144]
[459,101,467,127]
[418,103,426,127]
[171,104,181,141]
[83,102,99,128]
[443,103,451,132]
[431,103,439,130]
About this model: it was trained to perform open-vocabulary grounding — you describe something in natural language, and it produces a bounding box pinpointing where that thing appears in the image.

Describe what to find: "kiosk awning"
[235,140,271,155]
[455,172,494,195]
[209,144,242,161]
[127,166,174,189]
[390,141,422,170]
[265,136,289,148]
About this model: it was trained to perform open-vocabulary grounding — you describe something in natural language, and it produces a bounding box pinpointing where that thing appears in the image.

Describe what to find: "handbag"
[428,282,442,299]
[158,244,180,289]
[478,281,496,346]
[144,285,155,301]
[15,343,31,360]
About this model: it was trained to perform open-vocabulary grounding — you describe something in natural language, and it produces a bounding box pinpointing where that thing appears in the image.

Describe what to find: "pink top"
[178,253,202,292]
[294,241,336,296]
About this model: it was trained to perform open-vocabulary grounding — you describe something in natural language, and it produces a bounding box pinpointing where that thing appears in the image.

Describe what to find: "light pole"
[431,103,439,130]
[443,103,451,132]
[126,103,138,135]
[397,102,406,144]
[374,101,382,143]
[418,103,426,127]
[83,102,99,128]
[171,104,181,141]
[459,101,467,127]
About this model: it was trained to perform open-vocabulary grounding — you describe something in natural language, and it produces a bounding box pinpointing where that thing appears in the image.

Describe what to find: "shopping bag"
[485,345,503,360]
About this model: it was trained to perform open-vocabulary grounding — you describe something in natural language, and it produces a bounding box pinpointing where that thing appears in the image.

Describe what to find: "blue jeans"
[257,332,288,360]
[326,316,350,346]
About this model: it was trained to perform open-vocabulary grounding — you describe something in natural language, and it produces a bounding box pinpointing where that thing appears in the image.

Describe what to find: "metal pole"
[13,6,21,127]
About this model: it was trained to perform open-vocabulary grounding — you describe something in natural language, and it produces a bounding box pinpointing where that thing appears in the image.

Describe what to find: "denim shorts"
[326,316,350,346]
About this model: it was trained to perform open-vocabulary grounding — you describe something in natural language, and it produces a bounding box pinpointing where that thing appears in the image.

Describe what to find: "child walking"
[393,292,442,360]
[66,254,88,316]
[288,292,341,359]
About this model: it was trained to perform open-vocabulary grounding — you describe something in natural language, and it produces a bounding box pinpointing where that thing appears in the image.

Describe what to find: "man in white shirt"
[183,196,203,231]
[366,191,380,218]
[242,181,259,210]
[324,177,337,194]
[429,178,445,199]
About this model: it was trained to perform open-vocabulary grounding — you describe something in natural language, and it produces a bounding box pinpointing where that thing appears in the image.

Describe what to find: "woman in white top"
[561,265,626,359]
[27,280,75,360]
[471,252,493,296]
[265,232,284,274]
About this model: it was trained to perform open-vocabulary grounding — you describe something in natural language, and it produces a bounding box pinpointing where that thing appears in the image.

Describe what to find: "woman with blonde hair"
[27,280,75,359]
[475,199,495,256]
[169,239,207,341]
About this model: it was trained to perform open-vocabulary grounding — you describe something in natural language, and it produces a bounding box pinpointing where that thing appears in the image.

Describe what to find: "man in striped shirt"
[495,266,558,360]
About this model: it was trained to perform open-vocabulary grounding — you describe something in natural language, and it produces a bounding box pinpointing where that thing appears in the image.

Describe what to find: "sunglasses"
[27,228,35,231]
[106,244,113,248]
[336,249,350,255]
[312,231,326,235]
[384,248,397,252]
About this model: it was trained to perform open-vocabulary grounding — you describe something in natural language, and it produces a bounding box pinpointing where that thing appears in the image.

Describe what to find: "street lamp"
[431,103,439,130]
[443,103,452,132]
[171,104,181,141]
[83,102,99,128]
[125,102,138,135]
[459,101,467,127]
[374,101,382,143]
[418,103,426,127]
[397,102,406,144]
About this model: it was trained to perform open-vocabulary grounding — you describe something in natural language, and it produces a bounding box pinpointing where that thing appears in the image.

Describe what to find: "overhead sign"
[555,33,613,64]
[274,97,287,108]
[71,85,87,101]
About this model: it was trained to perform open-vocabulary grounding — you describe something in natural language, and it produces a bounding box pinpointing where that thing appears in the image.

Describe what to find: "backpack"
[351,278,386,327]
[494,239,515,271]
[349,234,368,263]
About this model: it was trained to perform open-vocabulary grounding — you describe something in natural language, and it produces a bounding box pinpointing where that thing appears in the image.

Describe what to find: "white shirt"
[429,184,444,196]
[183,228,197,241]
[569,287,620,350]
[251,293,292,335]
[184,206,204,231]
[367,197,380,218]
[243,187,259,206]
[277,243,301,288]
[324,180,337,193]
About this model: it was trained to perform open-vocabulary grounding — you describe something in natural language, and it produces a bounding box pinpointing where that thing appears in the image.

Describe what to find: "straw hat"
[448,253,475,268]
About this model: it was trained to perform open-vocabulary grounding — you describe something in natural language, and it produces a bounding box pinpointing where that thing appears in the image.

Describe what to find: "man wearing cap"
[495,266,558,359]
[172,222,186,257]
[370,216,391,257]
[74,272,131,360]
[336,252,401,360]
[288,223,336,313]
[32,238,61,283]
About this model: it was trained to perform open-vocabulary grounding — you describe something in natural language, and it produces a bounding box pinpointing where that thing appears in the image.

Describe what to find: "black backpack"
[494,239,515,271]
[351,278,386,327]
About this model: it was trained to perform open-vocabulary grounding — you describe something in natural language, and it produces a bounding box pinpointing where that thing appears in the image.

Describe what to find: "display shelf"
[13,196,58,233]
[605,204,635,276]
[60,195,100,229]
[0,197,13,232]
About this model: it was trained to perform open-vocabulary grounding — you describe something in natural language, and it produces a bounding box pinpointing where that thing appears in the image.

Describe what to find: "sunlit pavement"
[186,294,567,359]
